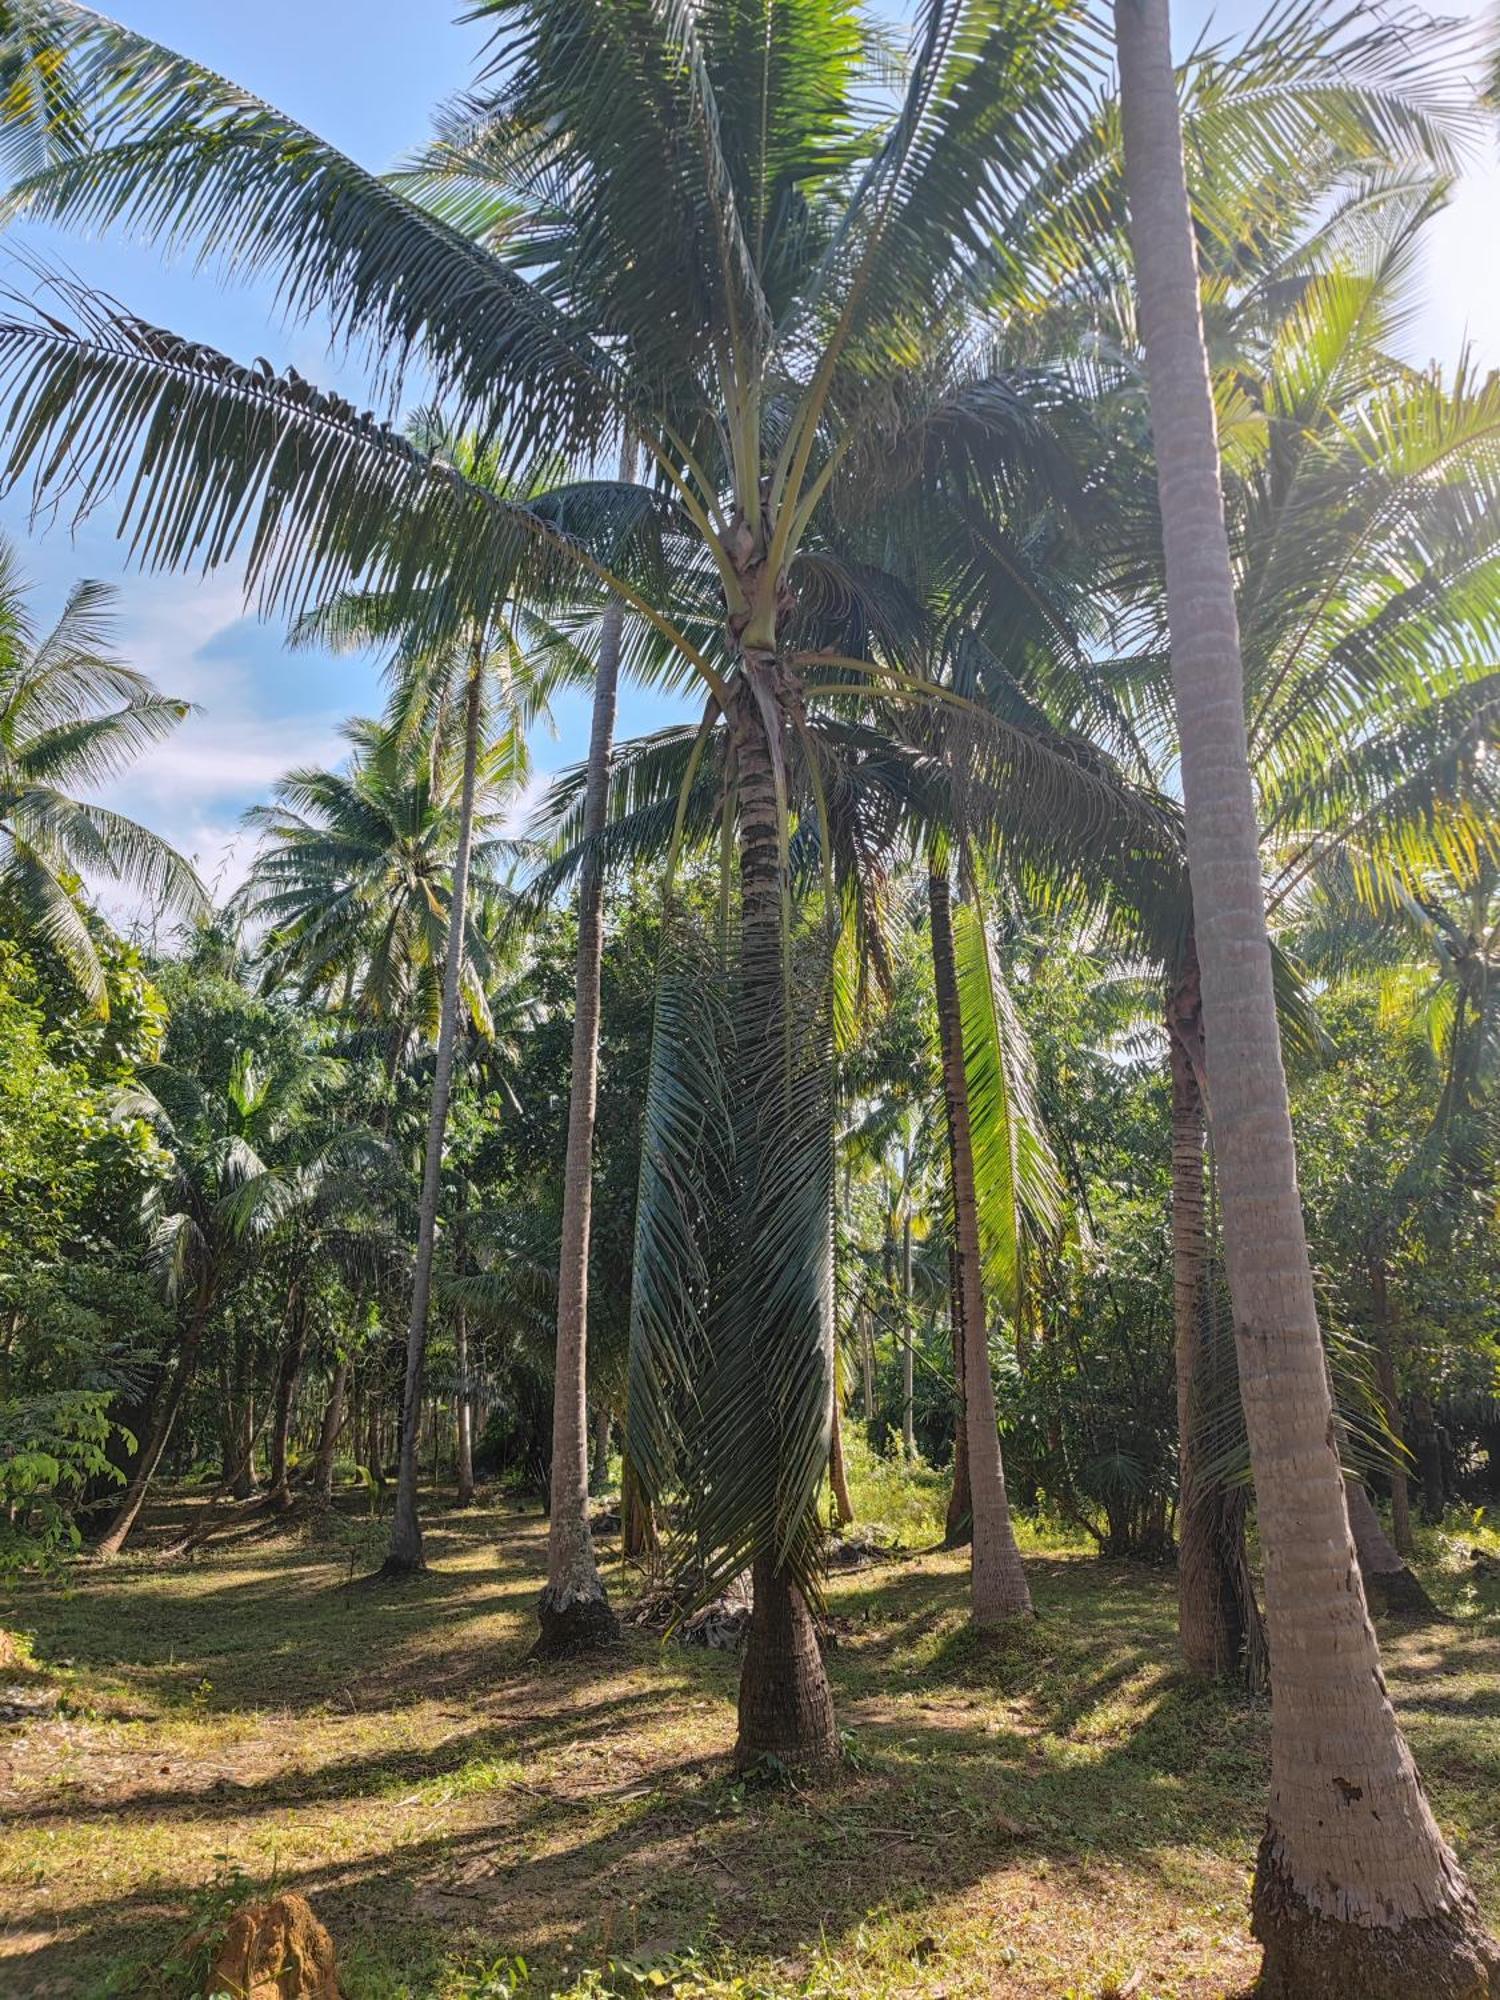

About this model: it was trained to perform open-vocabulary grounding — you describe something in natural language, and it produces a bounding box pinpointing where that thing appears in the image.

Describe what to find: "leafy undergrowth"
[1,1492,1497,2000]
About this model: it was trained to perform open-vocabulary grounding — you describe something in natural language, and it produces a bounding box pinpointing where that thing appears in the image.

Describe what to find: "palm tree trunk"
[312,1355,351,1504]
[265,1288,306,1511]
[1115,0,1496,1986]
[454,1304,475,1507]
[730,674,838,1775]
[943,1245,972,1548]
[620,1449,657,1562]
[829,1388,854,1528]
[384,651,484,1575]
[96,1290,211,1559]
[900,1211,915,1460]
[536,438,636,1655]
[1372,1276,1414,1558]
[1168,940,1266,1683]
[928,865,1031,1624]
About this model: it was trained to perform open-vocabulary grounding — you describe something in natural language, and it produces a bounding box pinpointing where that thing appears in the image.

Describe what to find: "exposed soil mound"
[207,1892,339,1999]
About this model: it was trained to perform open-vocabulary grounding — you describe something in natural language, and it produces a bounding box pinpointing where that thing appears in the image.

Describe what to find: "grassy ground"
[1,1481,1497,2000]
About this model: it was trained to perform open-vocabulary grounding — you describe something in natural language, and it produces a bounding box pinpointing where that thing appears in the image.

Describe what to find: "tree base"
[733,1555,840,1779]
[1253,1833,1498,1999]
[532,1585,620,1658]
[1365,1563,1442,1621]
[377,1552,427,1581]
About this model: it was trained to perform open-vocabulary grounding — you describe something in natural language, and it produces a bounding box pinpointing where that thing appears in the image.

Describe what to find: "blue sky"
[2,0,1496,908]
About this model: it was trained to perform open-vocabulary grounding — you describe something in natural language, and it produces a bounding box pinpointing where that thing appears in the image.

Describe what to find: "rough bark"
[729,671,839,1774]
[1115,0,1497,1985]
[735,1552,839,1778]
[1168,942,1266,1685]
[95,1292,211,1558]
[928,865,1031,1623]
[943,1245,972,1548]
[311,1356,351,1504]
[536,440,636,1653]
[590,1403,612,1491]
[384,653,484,1575]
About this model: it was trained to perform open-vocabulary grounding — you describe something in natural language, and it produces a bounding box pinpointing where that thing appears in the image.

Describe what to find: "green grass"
[1,1490,1497,2000]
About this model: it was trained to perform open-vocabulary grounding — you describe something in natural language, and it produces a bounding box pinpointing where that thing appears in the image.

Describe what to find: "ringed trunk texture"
[537,447,635,1657]
[312,1356,351,1504]
[729,670,839,1775]
[1116,0,1497,1987]
[96,1293,211,1558]
[928,866,1031,1623]
[1168,944,1266,1686]
[385,656,484,1576]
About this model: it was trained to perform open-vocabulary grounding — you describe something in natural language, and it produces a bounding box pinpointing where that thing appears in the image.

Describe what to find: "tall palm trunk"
[943,1244,972,1548]
[1116,0,1496,1987]
[312,1354,351,1503]
[900,1210,915,1460]
[454,1303,475,1507]
[928,866,1031,1624]
[1371,1269,1414,1558]
[536,437,636,1655]
[96,1288,211,1558]
[1168,940,1266,1684]
[265,1285,307,1511]
[731,674,838,1775]
[384,654,484,1574]
[828,1388,854,1528]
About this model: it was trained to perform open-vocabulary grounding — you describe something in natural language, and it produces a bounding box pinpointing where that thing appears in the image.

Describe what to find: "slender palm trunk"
[1168,942,1266,1684]
[96,1289,211,1558]
[1116,1,1496,1986]
[928,866,1031,1623]
[536,439,636,1654]
[829,1388,854,1528]
[620,1450,657,1562]
[1371,1272,1414,1558]
[730,674,838,1775]
[860,1307,875,1422]
[312,1355,351,1504]
[384,655,484,1575]
[943,1245,972,1547]
[265,1287,306,1511]
[454,1304,475,1507]
[900,1211,916,1460]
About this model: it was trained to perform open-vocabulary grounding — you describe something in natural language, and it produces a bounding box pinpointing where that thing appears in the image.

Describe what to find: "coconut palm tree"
[1112,0,1497,1987]
[237,696,530,1568]
[0,542,202,1002]
[97,1020,342,1556]
[0,0,1477,1771]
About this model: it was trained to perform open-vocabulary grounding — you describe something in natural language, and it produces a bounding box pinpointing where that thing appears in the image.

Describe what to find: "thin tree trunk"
[859,1306,875,1423]
[265,1288,306,1512]
[730,673,838,1775]
[928,865,1031,1623]
[1371,1271,1414,1557]
[1116,1,1495,1985]
[620,1450,657,1563]
[96,1291,211,1558]
[829,1387,854,1529]
[1411,1391,1445,1523]
[312,1355,352,1504]
[384,651,484,1575]
[900,1210,915,1461]
[1168,940,1266,1684]
[589,1403,611,1490]
[536,438,636,1655]
[454,1305,475,1507]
